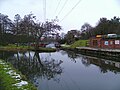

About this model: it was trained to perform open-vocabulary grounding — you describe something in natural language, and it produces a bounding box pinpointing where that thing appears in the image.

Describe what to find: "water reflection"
[61,50,80,63]
[0,51,63,87]
[0,50,120,90]
[62,50,120,74]
[82,56,120,74]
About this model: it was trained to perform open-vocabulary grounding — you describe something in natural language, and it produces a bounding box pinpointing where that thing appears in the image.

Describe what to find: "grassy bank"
[0,59,36,90]
[0,44,32,51]
[70,40,88,48]
[61,40,88,50]
[0,44,56,52]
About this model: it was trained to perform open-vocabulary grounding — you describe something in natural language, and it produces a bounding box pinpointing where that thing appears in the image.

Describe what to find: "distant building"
[89,34,120,49]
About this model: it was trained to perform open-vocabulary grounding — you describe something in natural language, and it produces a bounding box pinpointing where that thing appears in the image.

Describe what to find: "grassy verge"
[70,40,88,48]
[0,44,32,51]
[61,40,88,49]
[0,59,36,90]
[60,44,71,50]
[0,44,56,52]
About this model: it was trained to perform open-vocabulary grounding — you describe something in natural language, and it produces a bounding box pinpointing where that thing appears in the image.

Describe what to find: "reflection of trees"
[98,61,120,74]
[0,51,17,60]
[3,51,63,84]
[62,50,79,63]
[81,56,91,67]
[81,56,120,74]
[60,50,67,56]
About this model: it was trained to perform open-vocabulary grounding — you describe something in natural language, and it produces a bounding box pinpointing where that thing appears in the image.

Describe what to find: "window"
[115,40,119,45]
[104,41,108,45]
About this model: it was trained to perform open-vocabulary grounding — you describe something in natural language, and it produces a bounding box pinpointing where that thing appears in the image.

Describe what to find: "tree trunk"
[35,37,39,50]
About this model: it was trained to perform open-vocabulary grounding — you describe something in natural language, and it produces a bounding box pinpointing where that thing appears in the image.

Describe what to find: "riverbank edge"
[0,46,56,52]
[60,46,120,61]
[0,59,37,90]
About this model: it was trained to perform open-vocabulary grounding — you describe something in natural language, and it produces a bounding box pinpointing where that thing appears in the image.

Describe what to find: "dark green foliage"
[0,13,61,46]
[58,39,66,44]
[80,16,120,39]
[65,30,81,44]
[97,17,120,34]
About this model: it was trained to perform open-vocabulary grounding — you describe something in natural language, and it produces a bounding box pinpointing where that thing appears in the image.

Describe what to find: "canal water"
[0,50,120,90]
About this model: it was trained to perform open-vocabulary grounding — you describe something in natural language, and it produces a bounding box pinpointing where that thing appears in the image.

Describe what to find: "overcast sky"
[0,0,120,33]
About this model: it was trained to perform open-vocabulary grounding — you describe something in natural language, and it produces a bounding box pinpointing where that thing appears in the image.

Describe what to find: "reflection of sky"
[37,50,120,90]
[14,51,34,58]
[0,0,120,33]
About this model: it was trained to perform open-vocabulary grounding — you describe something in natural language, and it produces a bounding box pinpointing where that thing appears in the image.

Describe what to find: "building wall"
[101,39,120,49]
[89,38,120,49]
[101,39,114,49]
[89,37,101,48]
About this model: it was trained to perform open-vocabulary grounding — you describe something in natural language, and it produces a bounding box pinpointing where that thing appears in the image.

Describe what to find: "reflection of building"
[89,34,120,49]
[104,60,120,68]
[83,56,120,73]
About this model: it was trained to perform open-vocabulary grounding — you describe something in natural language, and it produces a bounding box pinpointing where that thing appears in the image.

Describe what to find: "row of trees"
[0,13,61,47]
[1,13,120,45]
[80,16,120,39]
[64,16,120,44]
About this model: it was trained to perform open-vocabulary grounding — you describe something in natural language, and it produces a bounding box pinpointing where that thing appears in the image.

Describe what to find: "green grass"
[0,44,56,52]
[0,44,33,51]
[70,40,89,48]
[0,59,37,90]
